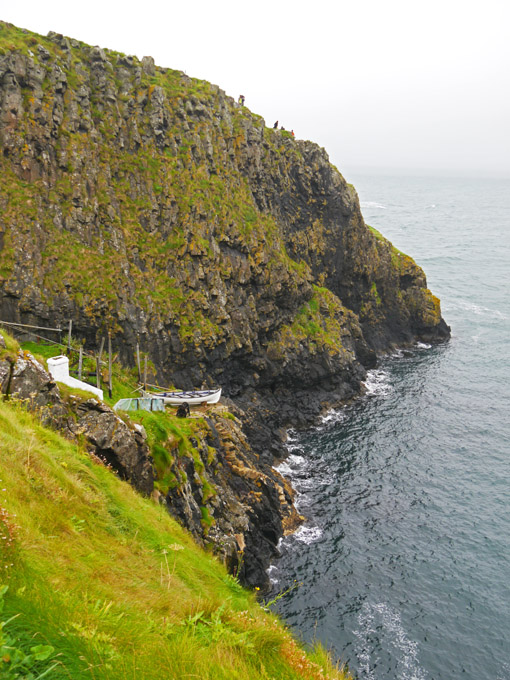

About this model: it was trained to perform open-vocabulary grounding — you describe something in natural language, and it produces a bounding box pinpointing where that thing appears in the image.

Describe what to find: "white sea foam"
[275,450,312,511]
[353,602,428,680]
[266,564,279,585]
[286,429,299,443]
[285,430,303,451]
[287,452,305,466]
[496,662,510,680]
[416,342,432,349]
[456,300,508,320]
[363,369,392,396]
[275,452,307,476]
[277,523,323,548]
[275,460,293,477]
[294,477,315,492]
[361,201,387,210]
[320,408,346,425]
[293,524,323,544]
[285,438,303,453]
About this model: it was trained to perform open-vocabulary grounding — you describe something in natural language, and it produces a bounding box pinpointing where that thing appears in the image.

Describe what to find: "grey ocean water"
[269,173,510,679]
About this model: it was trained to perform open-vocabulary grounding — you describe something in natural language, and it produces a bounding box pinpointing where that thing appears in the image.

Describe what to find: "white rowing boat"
[143,387,222,405]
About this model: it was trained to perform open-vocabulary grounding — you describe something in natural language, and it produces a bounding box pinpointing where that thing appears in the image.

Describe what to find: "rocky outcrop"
[0,345,63,410]
[69,398,154,494]
[152,405,302,587]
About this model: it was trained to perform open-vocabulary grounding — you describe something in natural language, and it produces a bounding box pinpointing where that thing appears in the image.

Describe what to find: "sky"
[2,0,509,178]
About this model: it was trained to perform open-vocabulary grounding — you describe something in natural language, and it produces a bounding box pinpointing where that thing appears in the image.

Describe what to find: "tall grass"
[0,396,349,679]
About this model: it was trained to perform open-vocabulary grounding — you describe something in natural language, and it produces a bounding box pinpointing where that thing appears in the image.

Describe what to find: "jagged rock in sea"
[0,21,449,586]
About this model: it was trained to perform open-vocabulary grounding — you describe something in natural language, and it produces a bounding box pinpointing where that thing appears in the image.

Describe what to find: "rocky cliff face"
[0,22,448,387]
[0,22,449,584]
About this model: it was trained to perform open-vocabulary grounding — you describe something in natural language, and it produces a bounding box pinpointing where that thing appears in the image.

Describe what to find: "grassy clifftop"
[0,392,348,679]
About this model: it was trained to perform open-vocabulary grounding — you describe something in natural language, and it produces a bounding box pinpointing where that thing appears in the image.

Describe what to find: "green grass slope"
[0,396,348,679]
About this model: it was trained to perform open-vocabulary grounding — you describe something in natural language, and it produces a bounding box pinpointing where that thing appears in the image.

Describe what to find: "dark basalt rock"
[156,409,302,590]
[0,349,62,409]
[70,398,154,495]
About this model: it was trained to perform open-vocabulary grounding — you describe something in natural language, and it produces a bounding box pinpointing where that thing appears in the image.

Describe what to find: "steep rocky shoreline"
[0,21,450,586]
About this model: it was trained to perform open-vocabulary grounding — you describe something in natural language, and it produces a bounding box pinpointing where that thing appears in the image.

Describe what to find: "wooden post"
[108,332,113,399]
[136,342,141,383]
[78,346,83,379]
[96,336,105,390]
[98,337,105,362]
[67,319,72,354]
[143,355,148,393]
[2,356,15,402]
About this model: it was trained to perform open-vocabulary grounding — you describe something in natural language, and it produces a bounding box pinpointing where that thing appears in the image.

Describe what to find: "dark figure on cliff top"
[176,402,190,418]
[273,121,278,129]
[238,94,245,106]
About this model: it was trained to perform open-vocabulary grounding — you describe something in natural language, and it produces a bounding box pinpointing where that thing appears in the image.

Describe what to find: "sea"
[269,172,510,680]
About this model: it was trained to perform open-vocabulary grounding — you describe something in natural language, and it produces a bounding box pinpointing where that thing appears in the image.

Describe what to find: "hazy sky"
[2,0,509,178]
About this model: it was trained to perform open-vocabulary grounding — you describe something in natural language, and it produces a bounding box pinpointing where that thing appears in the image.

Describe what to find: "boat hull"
[144,388,222,405]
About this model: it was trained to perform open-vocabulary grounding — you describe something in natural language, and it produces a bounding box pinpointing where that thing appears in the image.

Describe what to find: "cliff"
[0,22,449,584]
